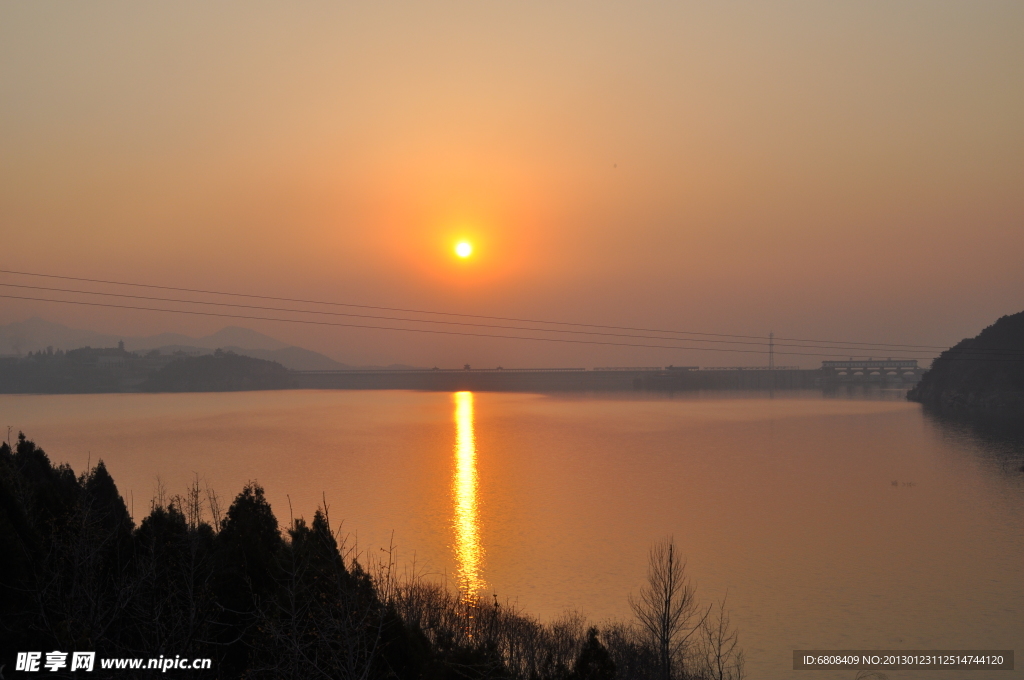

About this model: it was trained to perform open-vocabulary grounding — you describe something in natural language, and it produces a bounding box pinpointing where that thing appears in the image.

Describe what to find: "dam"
[292,361,924,392]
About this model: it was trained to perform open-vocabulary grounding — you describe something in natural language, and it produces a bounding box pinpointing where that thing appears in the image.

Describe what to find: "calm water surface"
[2,390,1021,679]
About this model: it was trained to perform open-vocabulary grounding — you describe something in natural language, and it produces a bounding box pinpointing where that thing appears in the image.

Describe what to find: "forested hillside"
[908,310,1024,424]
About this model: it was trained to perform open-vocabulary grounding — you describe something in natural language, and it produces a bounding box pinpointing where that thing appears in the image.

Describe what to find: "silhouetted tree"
[695,598,744,680]
[131,500,216,671]
[213,482,284,675]
[569,628,616,680]
[630,539,709,680]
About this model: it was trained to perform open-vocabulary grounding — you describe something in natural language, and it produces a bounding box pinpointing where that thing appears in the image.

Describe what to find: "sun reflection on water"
[452,391,484,599]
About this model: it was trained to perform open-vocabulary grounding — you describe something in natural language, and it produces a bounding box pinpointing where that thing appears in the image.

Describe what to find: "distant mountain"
[128,326,290,352]
[0,318,121,355]
[0,319,350,371]
[227,346,349,371]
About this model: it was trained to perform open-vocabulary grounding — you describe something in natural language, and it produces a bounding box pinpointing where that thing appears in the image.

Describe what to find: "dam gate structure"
[820,359,924,384]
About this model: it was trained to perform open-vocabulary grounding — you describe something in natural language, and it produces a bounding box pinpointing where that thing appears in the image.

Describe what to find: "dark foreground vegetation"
[0,433,743,680]
[908,310,1024,427]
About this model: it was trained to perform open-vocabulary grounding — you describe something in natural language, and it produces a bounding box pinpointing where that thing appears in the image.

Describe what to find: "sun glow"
[455,241,473,258]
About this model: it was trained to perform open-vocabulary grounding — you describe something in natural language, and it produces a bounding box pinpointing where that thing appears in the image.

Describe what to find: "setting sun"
[455,241,473,258]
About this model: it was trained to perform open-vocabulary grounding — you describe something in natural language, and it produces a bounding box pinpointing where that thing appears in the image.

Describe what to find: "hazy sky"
[2,2,1022,367]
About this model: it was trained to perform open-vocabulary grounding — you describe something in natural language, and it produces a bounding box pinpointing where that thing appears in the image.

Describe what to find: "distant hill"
[908,310,1024,424]
[139,344,353,371]
[0,346,133,394]
[0,319,352,371]
[142,351,295,392]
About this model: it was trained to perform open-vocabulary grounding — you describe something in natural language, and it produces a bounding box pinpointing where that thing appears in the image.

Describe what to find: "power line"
[6,281,1006,357]
[0,268,955,351]
[0,292,941,360]
[2,269,1018,362]
[0,282,777,348]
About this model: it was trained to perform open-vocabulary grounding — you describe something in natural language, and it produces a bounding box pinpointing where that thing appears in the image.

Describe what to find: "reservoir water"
[2,389,1021,679]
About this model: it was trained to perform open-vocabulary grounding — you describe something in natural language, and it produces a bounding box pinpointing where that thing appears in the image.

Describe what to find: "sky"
[1,1,1022,368]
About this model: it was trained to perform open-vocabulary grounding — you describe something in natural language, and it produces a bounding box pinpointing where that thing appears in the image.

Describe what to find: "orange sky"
[1,2,1022,367]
